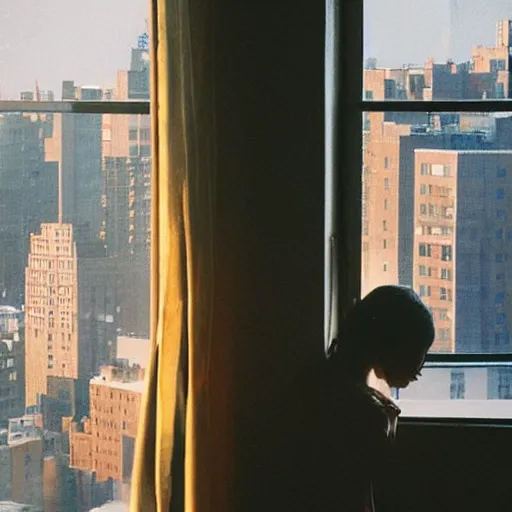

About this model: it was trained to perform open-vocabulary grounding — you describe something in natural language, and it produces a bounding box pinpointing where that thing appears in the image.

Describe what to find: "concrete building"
[45,82,103,242]
[0,113,58,307]
[362,110,490,301]
[413,150,512,354]
[70,365,144,491]
[25,223,118,409]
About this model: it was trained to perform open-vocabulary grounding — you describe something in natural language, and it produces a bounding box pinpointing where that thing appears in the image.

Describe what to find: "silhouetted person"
[269,285,435,512]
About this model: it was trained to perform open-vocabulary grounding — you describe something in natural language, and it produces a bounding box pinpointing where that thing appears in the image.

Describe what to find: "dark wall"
[378,421,512,512]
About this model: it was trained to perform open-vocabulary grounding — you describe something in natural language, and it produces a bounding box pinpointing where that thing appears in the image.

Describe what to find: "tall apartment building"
[24,224,117,409]
[362,109,490,299]
[412,150,512,354]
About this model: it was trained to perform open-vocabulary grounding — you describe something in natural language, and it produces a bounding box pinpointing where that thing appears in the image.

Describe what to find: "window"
[384,178,389,190]
[441,245,452,262]
[383,239,387,249]
[498,168,507,178]
[496,293,505,305]
[384,157,390,169]
[384,199,388,210]
[496,253,507,263]
[382,220,387,231]
[450,371,466,400]
[496,333,509,346]
[419,285,431,298]
[497,188,505,200]
[383,262,388,272]
[420,184,427,195]
[419,265,431,277]
[497,314,506,325]
[419,243,431,257]
[438,309,449,321]
[365,90,374,100]
[497,209,506,219]
[420,204,427,216]
[440,268,452,281]
[496,228,504,240]
[420,163,430,176]
[440,287,448,301]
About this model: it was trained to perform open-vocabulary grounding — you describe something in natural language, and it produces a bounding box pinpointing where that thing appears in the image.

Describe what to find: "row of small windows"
[419,203,454,219]
[418,244,452,261]
[419,184,453,197]
[420,163,452,177]
[419,265,452,280]
[418,285,452,301]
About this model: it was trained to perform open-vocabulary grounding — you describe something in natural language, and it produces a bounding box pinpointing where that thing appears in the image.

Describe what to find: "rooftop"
[90,376,145,394]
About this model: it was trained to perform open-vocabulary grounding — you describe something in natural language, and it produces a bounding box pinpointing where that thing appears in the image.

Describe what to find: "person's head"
[338,285,435,388]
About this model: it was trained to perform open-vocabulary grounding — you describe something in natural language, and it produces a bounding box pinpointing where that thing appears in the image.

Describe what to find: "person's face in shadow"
[374,337,432,389]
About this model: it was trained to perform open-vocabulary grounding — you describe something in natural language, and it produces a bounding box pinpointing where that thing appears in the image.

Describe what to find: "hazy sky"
[0,0,148,99]
[365,0,512,67]
[2,1,512,99]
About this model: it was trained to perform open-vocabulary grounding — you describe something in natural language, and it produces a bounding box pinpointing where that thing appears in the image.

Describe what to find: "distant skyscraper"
[45,82,104,243]
[24,223,118,408]
[0,113,58,306]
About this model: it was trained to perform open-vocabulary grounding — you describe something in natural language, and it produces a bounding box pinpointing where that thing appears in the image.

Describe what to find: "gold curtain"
[130,0,216,510]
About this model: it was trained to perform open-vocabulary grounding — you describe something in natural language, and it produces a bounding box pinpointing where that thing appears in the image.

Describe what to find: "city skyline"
[364,0,512,68]
[0,0,148,99]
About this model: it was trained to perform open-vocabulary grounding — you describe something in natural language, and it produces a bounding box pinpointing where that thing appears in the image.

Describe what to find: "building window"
[384,199,388,210]
[383,262,388,272]
[496,292,505,304]
[365,90,373,100]
[384,157,390,169]
[496,253,507,263]
[420,184,427,195]
[419,265,429,276]
[382,220,387,231]
[440,287,448,301]
[497,313,506,325]
[420,163,430,176]
[419,243,431,257]
[438,327,449,341]
[497,188,505,200]
[450,371,465,400]
[496,332,509,346]
[428,204,435,217]
[438,309,449,321]
[383,239,387,249]
[384,178,389,190]
[440,268,452,280]
[498,167,507,178]
[441,245,452,262]
[420,204,427,216]
[496,228,504,240]
[419,285,431,298]
[497,209,506,219]
[498,370,512,399]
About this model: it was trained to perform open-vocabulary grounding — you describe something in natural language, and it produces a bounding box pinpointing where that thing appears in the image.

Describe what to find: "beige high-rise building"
[413,150,512,354]
[25,224,79,408]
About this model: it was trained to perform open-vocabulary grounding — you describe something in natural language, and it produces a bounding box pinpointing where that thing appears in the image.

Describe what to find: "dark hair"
[336,285,435,363]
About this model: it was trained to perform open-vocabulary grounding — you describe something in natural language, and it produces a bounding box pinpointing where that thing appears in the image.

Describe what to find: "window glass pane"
[362,110,512,356]
[0,4,151,502]
[396,365,512,418]
[364,1,512,100]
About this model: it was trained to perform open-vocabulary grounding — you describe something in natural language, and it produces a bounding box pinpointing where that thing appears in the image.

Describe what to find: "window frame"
[334,0,512,372]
